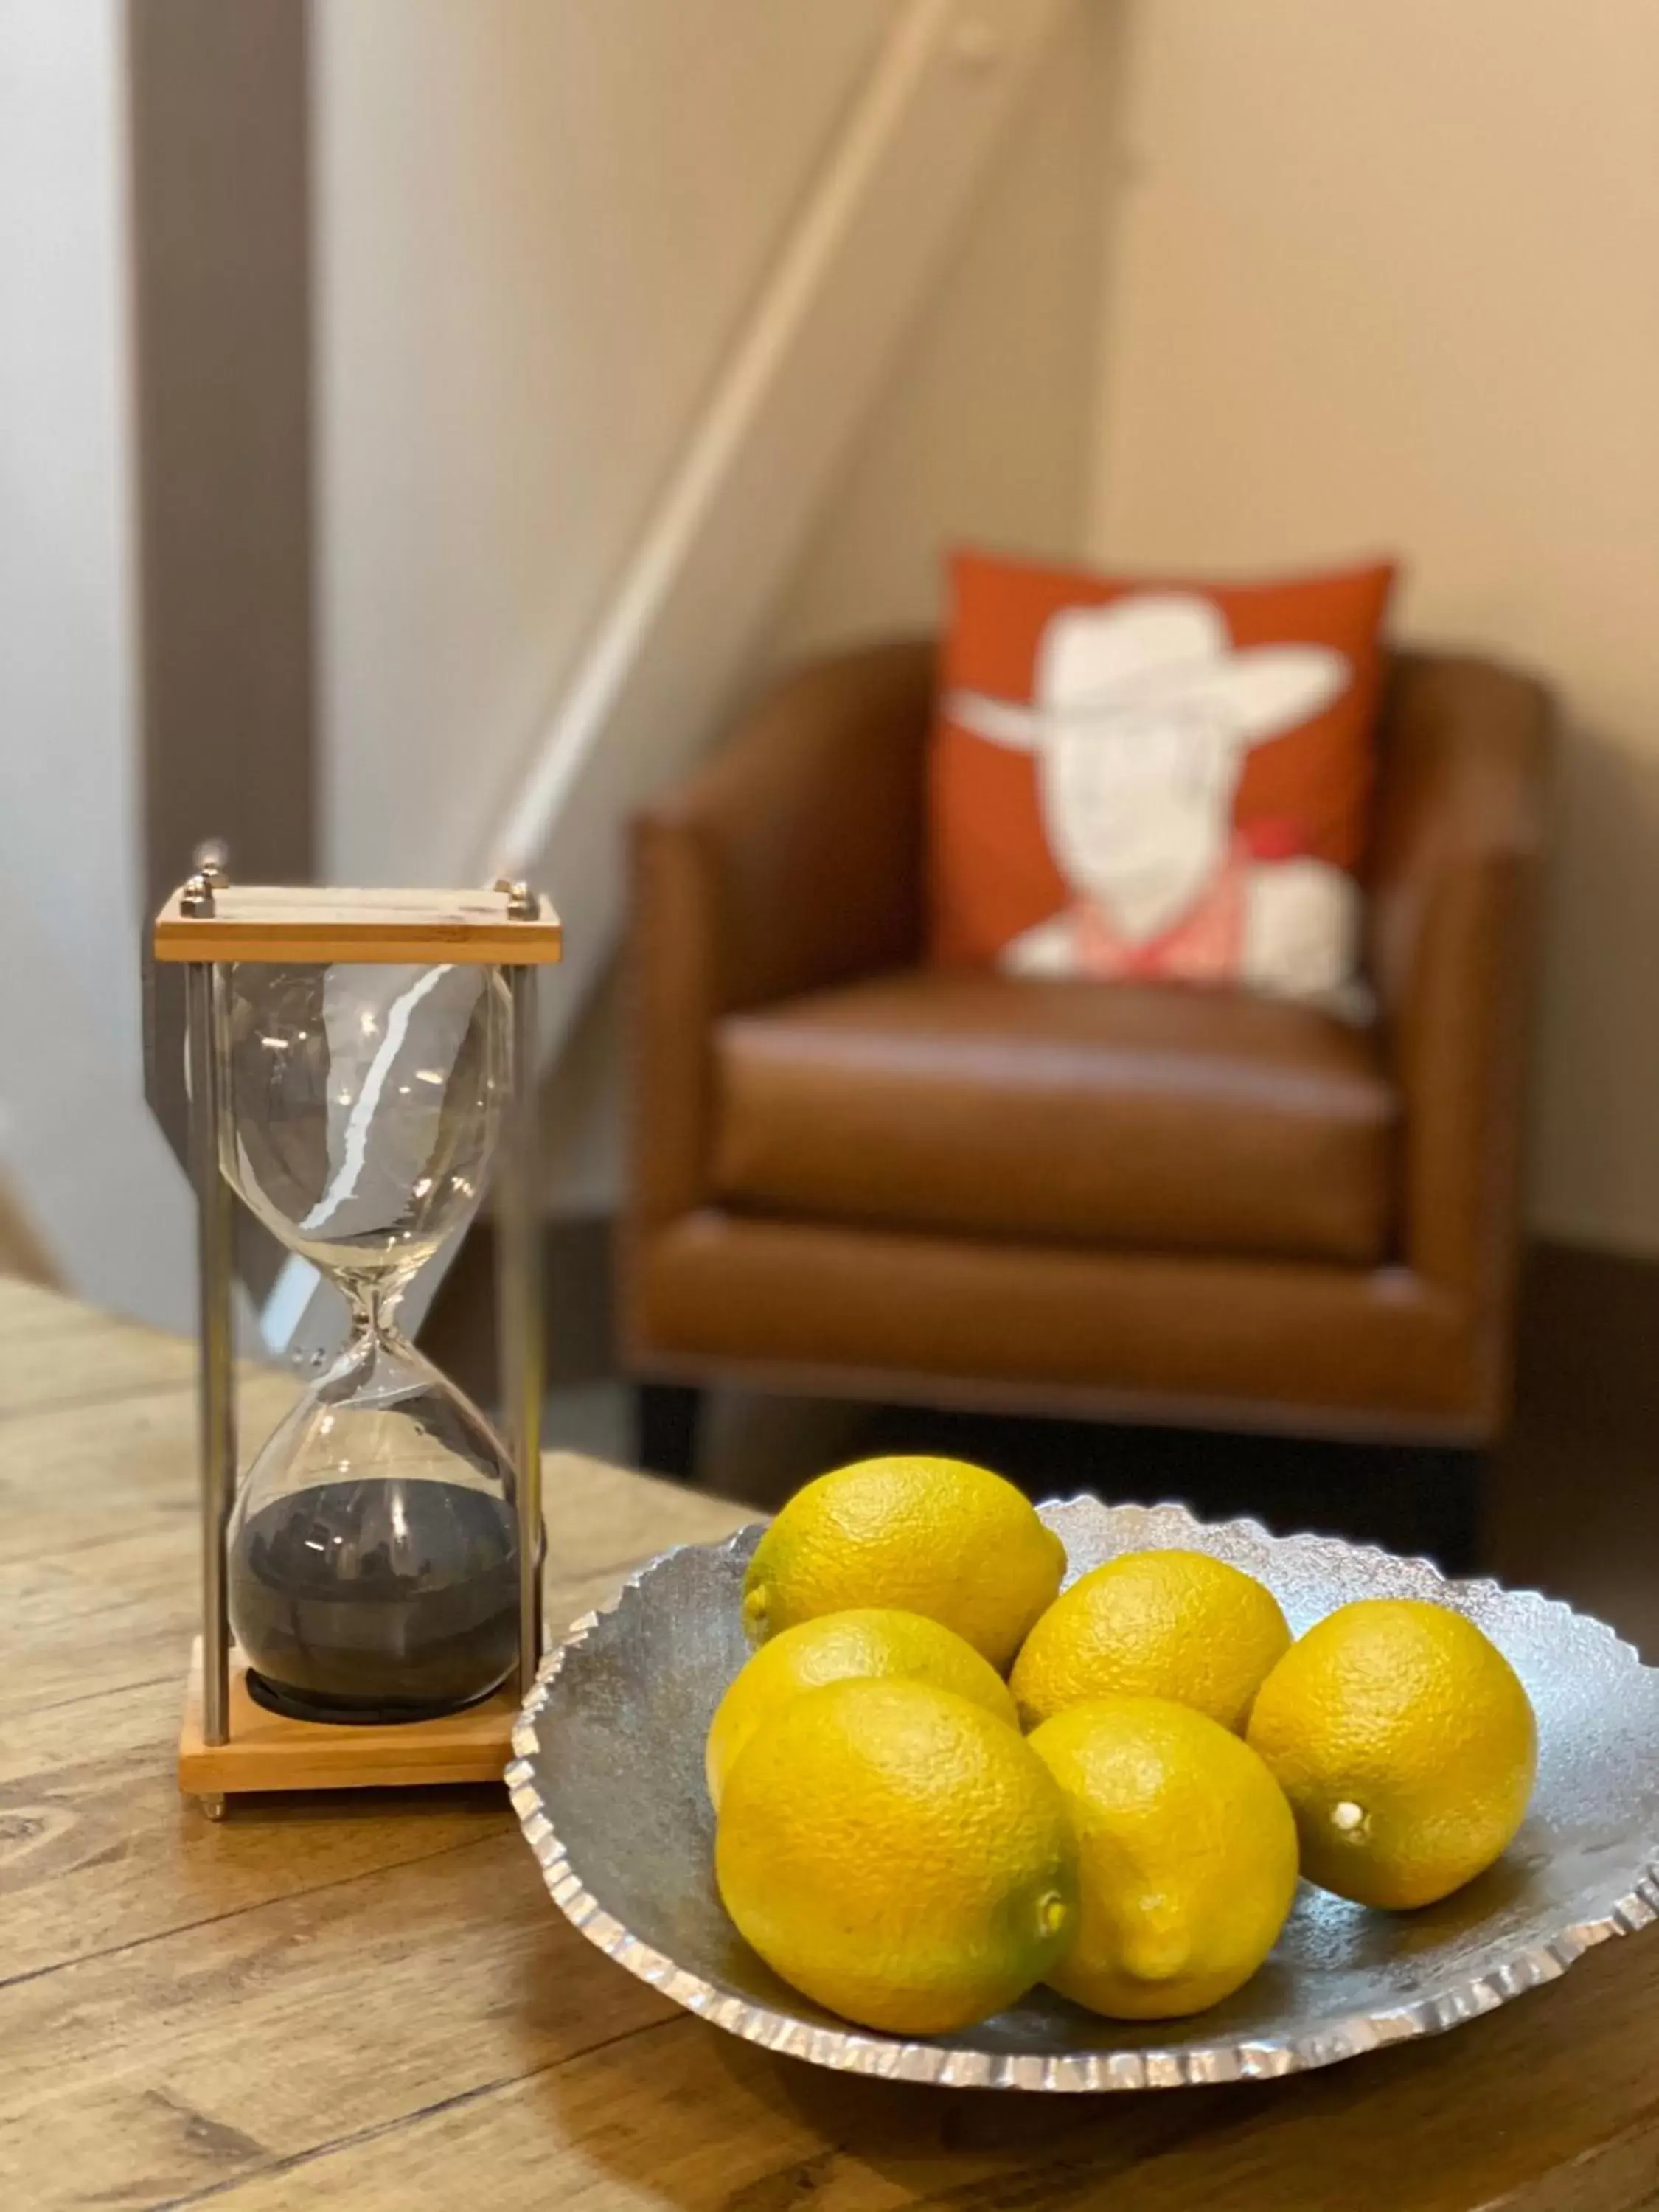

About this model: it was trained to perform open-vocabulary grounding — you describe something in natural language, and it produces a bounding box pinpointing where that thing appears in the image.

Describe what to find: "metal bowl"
[507,1499,1659,2090]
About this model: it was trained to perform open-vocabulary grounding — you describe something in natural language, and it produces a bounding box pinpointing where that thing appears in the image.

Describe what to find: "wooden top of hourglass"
[153,879,563,967]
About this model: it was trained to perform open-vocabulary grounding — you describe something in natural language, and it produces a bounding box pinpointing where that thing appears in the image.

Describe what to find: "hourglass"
[155,867,560,1813]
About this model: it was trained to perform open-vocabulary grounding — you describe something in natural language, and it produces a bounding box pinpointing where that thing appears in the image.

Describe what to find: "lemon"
[1011,1548,1290,1733]
[715,1677,1077,2034]
[1246,1598,1537,1910]
[742,1456,1065,1672]
[1029,1696,1298,2020]
[705,1608,1018,1809]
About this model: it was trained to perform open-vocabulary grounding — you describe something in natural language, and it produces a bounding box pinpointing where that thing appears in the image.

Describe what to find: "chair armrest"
[628,638,935,1228]
[1367,650,1553,1341]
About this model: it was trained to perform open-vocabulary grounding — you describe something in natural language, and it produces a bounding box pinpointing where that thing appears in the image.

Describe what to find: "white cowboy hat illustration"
[946,592,1348,752]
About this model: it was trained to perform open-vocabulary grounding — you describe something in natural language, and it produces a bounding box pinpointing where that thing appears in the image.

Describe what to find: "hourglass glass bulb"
[218,960,508,1287]
[228,1330,518,1721]
[218,958,520,1723]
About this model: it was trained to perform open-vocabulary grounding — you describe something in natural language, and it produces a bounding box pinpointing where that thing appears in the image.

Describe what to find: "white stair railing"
[480,0,1075,1043]
[265,0,1077,1366]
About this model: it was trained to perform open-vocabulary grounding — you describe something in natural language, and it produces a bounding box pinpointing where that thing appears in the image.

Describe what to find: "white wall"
[0,0,139,1040]
[1090,0,1659,1256]
[0,1,194,1326]
[314,0,903,892]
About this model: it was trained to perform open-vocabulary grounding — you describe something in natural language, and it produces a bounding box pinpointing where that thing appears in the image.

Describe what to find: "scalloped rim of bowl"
[506,1498,1659,2091]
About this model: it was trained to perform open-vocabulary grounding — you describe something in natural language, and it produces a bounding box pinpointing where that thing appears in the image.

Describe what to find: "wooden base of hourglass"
[177,1641,522,1805]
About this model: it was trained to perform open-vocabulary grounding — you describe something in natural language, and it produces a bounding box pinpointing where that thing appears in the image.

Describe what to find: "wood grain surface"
[3,1277,1659,2211]
[151,883,563,966]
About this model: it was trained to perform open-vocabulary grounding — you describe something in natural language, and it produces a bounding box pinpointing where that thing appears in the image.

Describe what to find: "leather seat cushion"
[632,1214,1472,1430]
[712,971,1397,1265]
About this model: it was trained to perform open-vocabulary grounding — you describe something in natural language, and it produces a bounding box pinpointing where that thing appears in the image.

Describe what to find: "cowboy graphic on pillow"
[945,594,1360,1001]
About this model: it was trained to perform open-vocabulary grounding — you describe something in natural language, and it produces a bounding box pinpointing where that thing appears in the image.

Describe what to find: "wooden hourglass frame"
[155,866,561,1816]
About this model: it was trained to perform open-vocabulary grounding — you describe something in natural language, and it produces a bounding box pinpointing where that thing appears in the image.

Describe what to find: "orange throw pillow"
[928,549,1397,1003]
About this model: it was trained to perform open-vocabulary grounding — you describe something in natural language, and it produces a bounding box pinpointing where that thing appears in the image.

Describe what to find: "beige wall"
[777,0,1118,658]
[1090,0,1659,1255]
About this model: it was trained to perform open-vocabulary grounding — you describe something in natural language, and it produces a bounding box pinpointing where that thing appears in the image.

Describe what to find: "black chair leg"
[1358,1446,1485,1576]
[636,1382,702,1483]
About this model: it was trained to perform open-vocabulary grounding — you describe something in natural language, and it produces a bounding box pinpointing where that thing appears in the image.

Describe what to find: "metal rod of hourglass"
[497,957,546,1692]
[185,957,237,1744]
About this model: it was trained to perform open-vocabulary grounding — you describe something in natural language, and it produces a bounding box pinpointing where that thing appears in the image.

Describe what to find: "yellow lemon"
[1246,1598,1537,1910]
[1029,1697,1298,2020]
[1011,1549,1290,1733]
[705,1607,1018,1809]
[742,1456,1065,1672]
[715,1677,1077,2034]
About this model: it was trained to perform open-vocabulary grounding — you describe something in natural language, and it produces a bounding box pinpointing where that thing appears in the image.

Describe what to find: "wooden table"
[4,1278,1659,2211]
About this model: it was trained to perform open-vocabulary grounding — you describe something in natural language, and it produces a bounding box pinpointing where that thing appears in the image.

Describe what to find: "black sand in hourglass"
[229,1477,519,1723]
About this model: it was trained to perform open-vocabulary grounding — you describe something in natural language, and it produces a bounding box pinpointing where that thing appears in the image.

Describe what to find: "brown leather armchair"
[624,639,1551,1447]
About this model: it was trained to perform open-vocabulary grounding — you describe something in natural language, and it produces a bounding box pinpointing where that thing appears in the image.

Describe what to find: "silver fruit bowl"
[507,1498,1659,2090]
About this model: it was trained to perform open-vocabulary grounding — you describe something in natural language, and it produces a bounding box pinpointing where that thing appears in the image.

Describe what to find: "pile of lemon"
[709,1455,1537,2037]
